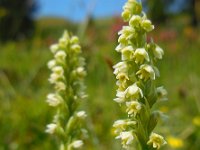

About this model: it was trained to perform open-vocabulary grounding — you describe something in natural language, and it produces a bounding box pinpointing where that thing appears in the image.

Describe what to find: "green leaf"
[147,111,160,135]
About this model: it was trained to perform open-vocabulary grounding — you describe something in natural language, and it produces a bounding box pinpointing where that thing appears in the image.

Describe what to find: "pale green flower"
[121,46,134,61]
[122,10,132,21]
[76,67,86,78]
[116,72,129,89]
[136,64,155,81]
[45,123,57,134]
[113,120,137,135]
[71,44,81,53]
[115,90,126,103]
[70,36,79,44]
[141,19,154,32]
[126,101,142,117]
[114,97,125,103]
[47,60,56,69]
[129,15,142,27]
[55,50,66,63]
[113,120,128,134]
[116,72,129,82]
[147,133,167,149]
[118,34,128,45]
[115,44,125,52]
[46,93,63,107]
[52,66,64,76]
[55,81,66,91]
[153,45,164,59]
[125,83,143,100]
[49,66,65,83]
[118,26,135,41]
[59,36,69,48]
[116,131,134,149]
[50,44,59,54]
[134,48,149,64]
[113,62,128,75]
[122,0,142,21]
[156,86,168,101]
[49,73,61,84]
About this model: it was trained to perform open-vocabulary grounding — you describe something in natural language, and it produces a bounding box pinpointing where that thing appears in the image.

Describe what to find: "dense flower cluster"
[113,0,167,149]
[46,31,87,150]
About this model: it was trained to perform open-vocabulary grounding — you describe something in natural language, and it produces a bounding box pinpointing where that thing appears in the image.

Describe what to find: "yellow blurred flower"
[159,106,169,113]
[167,136,183,149]
[0,7,8,17]
[193,116,200,127]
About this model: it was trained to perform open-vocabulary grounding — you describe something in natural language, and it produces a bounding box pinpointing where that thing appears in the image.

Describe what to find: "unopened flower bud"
[71,36,79,44]
[153,45,164,59]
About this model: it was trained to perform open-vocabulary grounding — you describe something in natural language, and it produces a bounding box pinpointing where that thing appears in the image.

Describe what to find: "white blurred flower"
[156,86,168,101]
[76,111,87,120]
[70,36,79,44]
[71,140,83,149]
[52,66,64,75]
[47,60,56,69]
[46,93,62,107]
[45,123,57,134]
[55,81,66,91]
[50,44,59,53]
[113,120,136,135]
[49,66,64,83]
[71,44,81,53]
[59,37,69,48]
[76,67,86,78]
[153,45,164,59]
[55,50,66,63]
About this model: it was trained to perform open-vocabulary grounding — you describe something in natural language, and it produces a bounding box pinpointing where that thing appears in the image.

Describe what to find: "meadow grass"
[0,16,200,149]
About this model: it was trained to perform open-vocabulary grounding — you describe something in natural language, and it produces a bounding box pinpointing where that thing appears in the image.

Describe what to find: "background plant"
[0,1,200,150]
[46,31,88,150]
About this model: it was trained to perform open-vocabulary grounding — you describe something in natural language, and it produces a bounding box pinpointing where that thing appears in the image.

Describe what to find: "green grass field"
[0,16,200,150]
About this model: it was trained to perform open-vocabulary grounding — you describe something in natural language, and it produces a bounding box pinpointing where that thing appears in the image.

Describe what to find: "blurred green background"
[0,0,200,149]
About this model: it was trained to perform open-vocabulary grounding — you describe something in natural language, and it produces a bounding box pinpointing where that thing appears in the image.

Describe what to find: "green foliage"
[0,14,200,150]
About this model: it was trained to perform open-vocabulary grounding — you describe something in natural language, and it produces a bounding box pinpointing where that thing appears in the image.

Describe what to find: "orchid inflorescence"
[113,0,167,149]
[46,31,87,150]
